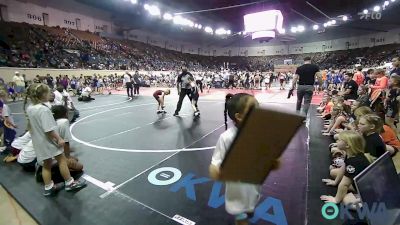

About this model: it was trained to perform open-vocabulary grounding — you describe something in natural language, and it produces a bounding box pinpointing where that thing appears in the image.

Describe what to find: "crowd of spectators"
[315,58,400,211]
[1,22,399,73]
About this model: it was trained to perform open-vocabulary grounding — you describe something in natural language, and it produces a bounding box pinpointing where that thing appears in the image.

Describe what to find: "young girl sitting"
[321,131,370,206]
[25,83,86,196]
[322,104,348,136]
[357,114,387,162]
[209,93,279,225]
[0,89,17,152]
[153,89,170,114]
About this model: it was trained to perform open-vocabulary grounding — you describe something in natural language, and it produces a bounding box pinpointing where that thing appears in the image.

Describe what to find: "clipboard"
[220,106,305,184]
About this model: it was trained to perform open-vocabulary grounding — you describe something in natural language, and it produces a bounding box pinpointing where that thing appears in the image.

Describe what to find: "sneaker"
[0,146,6,153]
[173,112,179,116]
[65,179,87,192]
[162,110,167,114]
[157,110,162,114]
[43,183,65,197]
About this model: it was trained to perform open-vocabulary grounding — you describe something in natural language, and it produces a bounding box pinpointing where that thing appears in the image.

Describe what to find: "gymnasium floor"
[0,86,342,225]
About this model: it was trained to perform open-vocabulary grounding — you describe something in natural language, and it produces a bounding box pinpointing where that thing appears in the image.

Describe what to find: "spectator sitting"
[78,84,95,102]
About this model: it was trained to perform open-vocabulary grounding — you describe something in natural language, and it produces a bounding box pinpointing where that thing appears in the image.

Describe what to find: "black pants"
[227,80,235,89]
[196,80,203,93]
[296,85,314,116]
[126,82,133,97]
[19,159,37,172]
[134,84,140,95]
[175,89,192,113]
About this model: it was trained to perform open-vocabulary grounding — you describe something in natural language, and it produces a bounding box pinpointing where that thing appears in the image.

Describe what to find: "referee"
[174,67,194,116]
[291,57,320,116]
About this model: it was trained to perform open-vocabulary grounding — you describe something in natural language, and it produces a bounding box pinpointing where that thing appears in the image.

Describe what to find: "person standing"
[353,66,365,86]
[174,67,194,116]
[12,71,25,101]
[123,71,133,99]
[133,71,141,97]
[291,57,320,116]
[195,73,203,93]
[341,73,358,100]
[46,74,54,90]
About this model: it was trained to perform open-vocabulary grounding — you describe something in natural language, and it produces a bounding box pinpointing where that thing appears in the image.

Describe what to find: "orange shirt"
[381,125,400,149]
[324,101,334,114]
[322,72,327,81]
[371,76,388,91]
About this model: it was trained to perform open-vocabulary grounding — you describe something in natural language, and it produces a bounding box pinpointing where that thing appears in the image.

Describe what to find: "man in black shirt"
[174,67,194,116]
[342,73,358,100]
[291,57,320,116]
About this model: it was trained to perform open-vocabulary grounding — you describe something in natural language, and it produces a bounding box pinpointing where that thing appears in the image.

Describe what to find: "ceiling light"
[323,23,328,27]
[144,4,150,10]
[173,16,184,25]
[331,20,336,25]
[313,24,319,30]
[149,6,160,16]
[290,27,297,33]
[204,26,213,34]
[363,9,369,14]
[373,5,381,11]
[227,30,231,35]
[297,25,305,32]
[343,16,348,21]
[384,1,390,6]
[327,21,332,26]
[130,0,137,4]
[391,0,395,2]
[163,13,172,20]
[198,24,202,29]
[216,28,227,35]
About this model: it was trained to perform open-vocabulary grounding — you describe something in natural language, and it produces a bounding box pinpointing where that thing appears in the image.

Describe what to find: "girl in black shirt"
[358,114,386,160]
[321,131,370,205]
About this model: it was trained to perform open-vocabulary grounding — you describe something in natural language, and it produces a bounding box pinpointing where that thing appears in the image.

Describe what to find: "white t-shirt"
[54,90,73,109]
[12,132,31,150]
[211,127,261,215]
[27,104,63,161]
[53,90,64,105]
[81,87,92,97]
[17,140,36,164]
[2,103,14,125]
[123,74,131,84]
[13,75,24,87]
[56,118,72,142]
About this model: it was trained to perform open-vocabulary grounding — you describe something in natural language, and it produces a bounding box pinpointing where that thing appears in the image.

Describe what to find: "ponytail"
[224,94,234,130]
